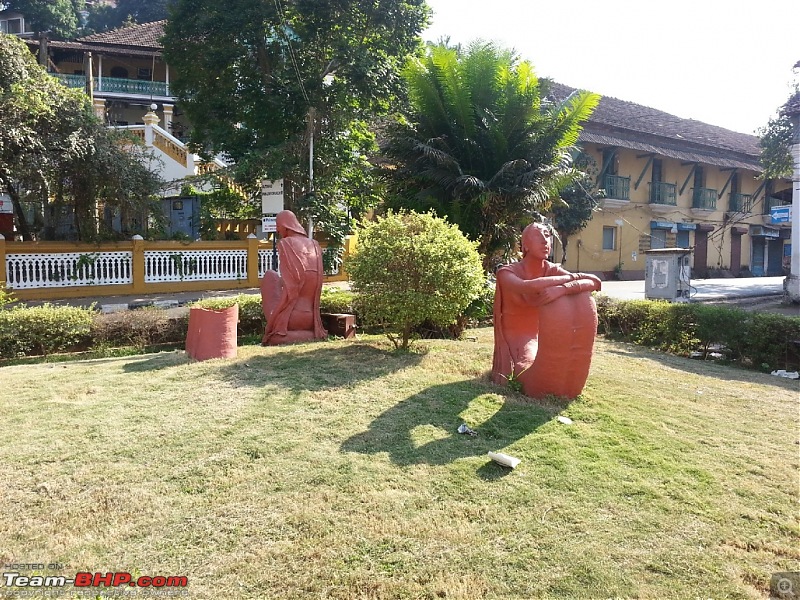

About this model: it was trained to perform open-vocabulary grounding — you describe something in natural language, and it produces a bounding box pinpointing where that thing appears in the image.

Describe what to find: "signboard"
[262,215,277,233]
[0,194,12,214]
[261,179,284,214]
[770,205,792,224]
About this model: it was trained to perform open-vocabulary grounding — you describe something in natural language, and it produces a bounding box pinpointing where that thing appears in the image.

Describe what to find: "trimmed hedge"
[596,295,800,372]
[1,291,797,373]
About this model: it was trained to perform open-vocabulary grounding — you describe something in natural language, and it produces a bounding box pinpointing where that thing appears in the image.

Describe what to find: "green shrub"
[596,296,800,371]
[91,308,188,350]
[0,305,94,358]
[191,294,265,336]
[345,211,484,349]
[320,288,358,316]
[0,285,15,309]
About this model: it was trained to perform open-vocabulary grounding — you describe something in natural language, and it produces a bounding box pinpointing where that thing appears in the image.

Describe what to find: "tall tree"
[759,90,800,180]
[0,34,162,240]
[162,0,429,239]
[3,0,84,39]
[381,41,599,269]
[551,152,602,262]
[114,0,173,25]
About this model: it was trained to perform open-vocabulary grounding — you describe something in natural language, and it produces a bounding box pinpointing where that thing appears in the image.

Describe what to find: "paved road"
[14,276,794,313]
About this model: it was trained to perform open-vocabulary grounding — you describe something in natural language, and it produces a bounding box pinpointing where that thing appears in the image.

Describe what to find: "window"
[693,166,705,190]
[601,150,617,176]
[676,230,690,248]
[1,18,23,34]
[650,229,667,249]
[651,159,663,184]
[137,67,152,81]
[602,226,616,250]
[110,66,129,78]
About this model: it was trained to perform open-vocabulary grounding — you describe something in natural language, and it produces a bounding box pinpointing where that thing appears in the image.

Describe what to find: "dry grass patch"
[0,329,797,599]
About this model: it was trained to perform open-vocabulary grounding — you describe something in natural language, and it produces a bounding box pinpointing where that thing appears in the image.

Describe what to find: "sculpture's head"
[276,210,306,237]
[521,223,552,260]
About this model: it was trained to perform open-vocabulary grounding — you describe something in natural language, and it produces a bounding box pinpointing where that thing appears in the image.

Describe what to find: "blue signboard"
[770,205,791,224]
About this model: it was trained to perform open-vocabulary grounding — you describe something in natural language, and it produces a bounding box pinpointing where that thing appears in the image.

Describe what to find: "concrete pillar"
[247,233,260,287]
[163,104,174,133]
[92,98,106,121]
[784,105,800,303]
[131,235,145,294]
[143,109,159,146]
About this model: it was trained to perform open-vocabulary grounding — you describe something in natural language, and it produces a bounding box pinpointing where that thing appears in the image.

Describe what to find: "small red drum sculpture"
[492,223,601,399]
[261,210,327,345]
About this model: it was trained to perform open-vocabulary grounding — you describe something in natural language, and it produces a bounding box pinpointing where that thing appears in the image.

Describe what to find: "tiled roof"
[24,38,159,58]
[78,20,165,49]
[550,82,762,170]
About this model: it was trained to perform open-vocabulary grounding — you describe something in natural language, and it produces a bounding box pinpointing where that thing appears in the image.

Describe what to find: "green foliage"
[0,304,93,357]
[191,295,264,336]
[162,0,429,237]
[551,152,602,262]
[382,41,600,270]
[91,308,187,350]
[0,35,163,241]
[346,211,484,349]
[596,296,800,372]
[319,288,357,316]
[758,90,798,180]
[4,0,84,39]
[0,284,15,309]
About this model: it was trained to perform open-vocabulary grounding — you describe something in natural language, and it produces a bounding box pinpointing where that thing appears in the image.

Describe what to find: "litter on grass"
[771,370,799,379]
[457,423,477,436]
[557,416,573,425]
[488,452,521,469]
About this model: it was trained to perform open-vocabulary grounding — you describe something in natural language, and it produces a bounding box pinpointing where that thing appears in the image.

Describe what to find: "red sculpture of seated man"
[492,223,602,399]
[261,210,327,345]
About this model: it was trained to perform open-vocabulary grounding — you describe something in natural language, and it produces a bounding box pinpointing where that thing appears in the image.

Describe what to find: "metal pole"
[307,107,315,239]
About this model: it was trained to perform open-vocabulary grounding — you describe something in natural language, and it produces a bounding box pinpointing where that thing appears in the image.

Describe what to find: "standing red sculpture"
[492,223,602,399]
[261,210,327,345]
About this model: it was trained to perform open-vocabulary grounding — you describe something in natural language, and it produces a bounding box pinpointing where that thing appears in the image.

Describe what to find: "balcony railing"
[763,196,783,215]
[603,174,630,200]
[649,181,677,205]
[692,188,717,210]
[728,192,753,213]
[53,74,170,97]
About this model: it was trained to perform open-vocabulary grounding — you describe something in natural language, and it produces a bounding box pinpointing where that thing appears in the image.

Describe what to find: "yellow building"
[551,83,792,279]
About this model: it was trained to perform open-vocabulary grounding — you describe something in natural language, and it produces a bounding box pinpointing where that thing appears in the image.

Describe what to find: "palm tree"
[382,41,599,269]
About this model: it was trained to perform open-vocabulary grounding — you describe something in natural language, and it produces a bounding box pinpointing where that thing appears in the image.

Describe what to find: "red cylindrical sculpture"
[185,304,239,361]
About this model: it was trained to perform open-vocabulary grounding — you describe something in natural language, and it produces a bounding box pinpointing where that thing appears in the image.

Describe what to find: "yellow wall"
[557,143,784,278]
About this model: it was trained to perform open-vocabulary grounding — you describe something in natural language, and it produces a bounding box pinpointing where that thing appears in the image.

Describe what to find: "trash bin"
[185,304,239,361]
[644,248,692,302]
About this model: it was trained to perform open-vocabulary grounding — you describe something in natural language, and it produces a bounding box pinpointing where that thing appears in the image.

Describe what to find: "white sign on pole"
[262,215,277,233]
[261,179,284,214]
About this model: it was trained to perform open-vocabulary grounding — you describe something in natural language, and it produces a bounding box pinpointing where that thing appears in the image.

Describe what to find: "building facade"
[551,83,792,279]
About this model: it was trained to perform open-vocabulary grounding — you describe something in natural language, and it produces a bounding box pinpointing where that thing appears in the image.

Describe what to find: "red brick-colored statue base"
[261,211,327,345]
[492,224,601,399]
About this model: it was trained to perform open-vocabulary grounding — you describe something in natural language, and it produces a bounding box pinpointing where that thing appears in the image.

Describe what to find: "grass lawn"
[0,327,797,599]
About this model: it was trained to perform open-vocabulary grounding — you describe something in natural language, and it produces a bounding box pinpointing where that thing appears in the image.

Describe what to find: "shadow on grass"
[341,377,561,477]
[600,340,800,390]
[213,341,426,393]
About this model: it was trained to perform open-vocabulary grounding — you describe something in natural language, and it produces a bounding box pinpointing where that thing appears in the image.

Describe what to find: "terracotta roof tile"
[78,20,165,49]
[550,82,762,167]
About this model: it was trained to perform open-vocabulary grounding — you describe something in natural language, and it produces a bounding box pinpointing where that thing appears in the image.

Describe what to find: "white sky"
[422,0,799,135]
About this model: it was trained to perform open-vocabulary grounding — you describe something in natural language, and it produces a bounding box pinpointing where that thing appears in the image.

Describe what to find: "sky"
[422,0,799,135]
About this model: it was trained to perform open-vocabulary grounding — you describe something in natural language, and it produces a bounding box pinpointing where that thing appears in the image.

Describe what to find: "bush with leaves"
[91,309,188,351]
[345,211,484,349]
[0,305,94,358]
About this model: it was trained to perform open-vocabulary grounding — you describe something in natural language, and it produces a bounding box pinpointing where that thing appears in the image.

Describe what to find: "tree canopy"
[759,90,800,180]
[162,0,429,238]
[85,0,174,34]
[3,0,84,39]
[0,34,162,240]
[380,41,599,269]
[551,151,602,262]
